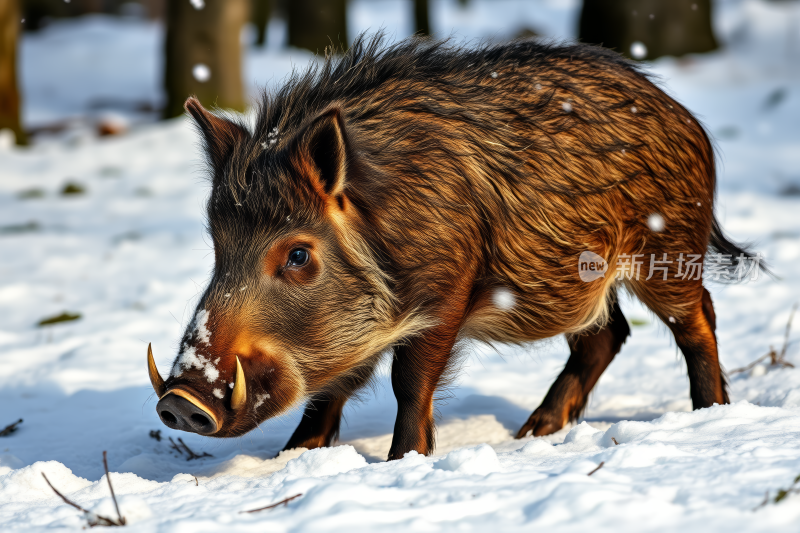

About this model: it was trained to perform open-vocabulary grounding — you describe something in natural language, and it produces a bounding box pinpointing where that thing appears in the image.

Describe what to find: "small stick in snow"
[240,493,303,514]
[42,473,91,514]
[773,473,800,503]
[42,471,124,527]
[611,438,619,445]
[149,429,162,442]
[753,473,800,510]
[103,451,126,526]
[177,437,213,461]
[587,462,605,476]
[0,418,23,437]
[731,303,797,375]
[168,436,184,455]
[753,490,771,511]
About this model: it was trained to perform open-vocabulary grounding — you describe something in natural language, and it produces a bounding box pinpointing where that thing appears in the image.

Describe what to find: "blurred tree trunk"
[287,0,347,53]
[579,0,717,60]
[0,0,26,145]
[163,0,248,119]
[414,0,430,36]
[252,0,271,47]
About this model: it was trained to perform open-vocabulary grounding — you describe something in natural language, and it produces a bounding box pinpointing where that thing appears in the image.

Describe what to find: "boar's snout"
[157,393,218,435]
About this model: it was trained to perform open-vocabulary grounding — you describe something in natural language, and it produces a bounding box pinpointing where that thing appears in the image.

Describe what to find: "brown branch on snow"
[179,437,212,461]
[587,462,605,476]
[168,436,184,455]
[42,454,127,528]
[754,473,800,511]
[167,436,213,461]
[732,304,797,375]
[611,438,619,445]
[753,490,771,511]
[42,472,92,514]
[103,451,126,526]
[0,418,23,437]
[240,493,303,514]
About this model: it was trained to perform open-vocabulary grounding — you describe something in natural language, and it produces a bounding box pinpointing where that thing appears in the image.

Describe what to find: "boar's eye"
[287,248,310,267]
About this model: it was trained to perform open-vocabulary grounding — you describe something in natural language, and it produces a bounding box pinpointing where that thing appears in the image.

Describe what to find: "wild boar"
[147,35,762,460]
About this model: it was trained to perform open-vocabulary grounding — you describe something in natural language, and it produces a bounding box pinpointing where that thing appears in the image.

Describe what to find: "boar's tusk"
[231,356,247,410]
[147,343,166,398]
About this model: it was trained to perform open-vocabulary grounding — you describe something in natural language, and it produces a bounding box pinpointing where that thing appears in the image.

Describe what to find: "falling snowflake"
[192,64,211,82]
[190,0,205,9]
[648,213,665,232]
[562,101,573,113]
[492,288,516,311]
[630,41,647,60]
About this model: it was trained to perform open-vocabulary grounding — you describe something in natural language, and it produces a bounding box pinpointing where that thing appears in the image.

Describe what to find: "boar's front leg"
[282,364,375,451]
[282,393,348,451]
[388,322,460,460]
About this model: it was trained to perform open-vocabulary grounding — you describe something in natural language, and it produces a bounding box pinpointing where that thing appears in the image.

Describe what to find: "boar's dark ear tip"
[184,96,206,121]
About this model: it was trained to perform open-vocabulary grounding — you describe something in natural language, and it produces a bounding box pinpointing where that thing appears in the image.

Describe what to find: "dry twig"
[753,490,771,511]
[148,430,162,442]
[167,436,212,461]
[611,438,619,445]
[0,418,22,437]
[103,451,126,526]
[178,437,212,460]
[168,436,183,455]
[42,451,126,527]
[587,462,605,476]
[754,474,800,510]
[240,494,303,514]
[731,304,797,375]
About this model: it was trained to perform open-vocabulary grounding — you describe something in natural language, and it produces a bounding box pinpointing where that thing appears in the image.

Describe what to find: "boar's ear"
[293,107,349,198]
[184,96,250,173]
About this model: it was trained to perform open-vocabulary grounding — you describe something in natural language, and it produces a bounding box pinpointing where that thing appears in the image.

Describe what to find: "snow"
[2,0,800,531]
[194,308,212,346]
[171,309,218,381]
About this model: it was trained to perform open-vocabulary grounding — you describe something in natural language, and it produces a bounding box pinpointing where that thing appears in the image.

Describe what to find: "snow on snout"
[171,309,220,382]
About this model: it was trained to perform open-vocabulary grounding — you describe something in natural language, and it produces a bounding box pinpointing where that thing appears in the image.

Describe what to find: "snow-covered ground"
[2,0,800,530]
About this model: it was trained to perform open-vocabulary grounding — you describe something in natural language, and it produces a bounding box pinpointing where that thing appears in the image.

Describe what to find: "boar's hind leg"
[282,367,375,452]
[639,283,728,409]
[515,300,630,439]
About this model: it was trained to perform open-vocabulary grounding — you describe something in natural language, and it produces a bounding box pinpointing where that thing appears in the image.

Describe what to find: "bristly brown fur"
[167,33,758,458]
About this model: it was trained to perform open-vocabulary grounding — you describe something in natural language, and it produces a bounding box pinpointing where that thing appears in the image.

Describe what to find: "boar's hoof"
[157,394,218,435]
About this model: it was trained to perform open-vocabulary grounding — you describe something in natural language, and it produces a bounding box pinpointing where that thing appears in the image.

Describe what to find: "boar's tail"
[706,216,772,283]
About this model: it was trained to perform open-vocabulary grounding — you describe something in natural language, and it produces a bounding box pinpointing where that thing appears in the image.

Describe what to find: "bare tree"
[287,0,347,53]
[163,0,249,119]
[414,0,430,36]
[252,0,271,47]
[0,0,26,144]
[579,0,717,60]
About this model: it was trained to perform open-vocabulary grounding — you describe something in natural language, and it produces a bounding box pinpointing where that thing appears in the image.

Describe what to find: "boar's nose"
[156,394,218,435]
